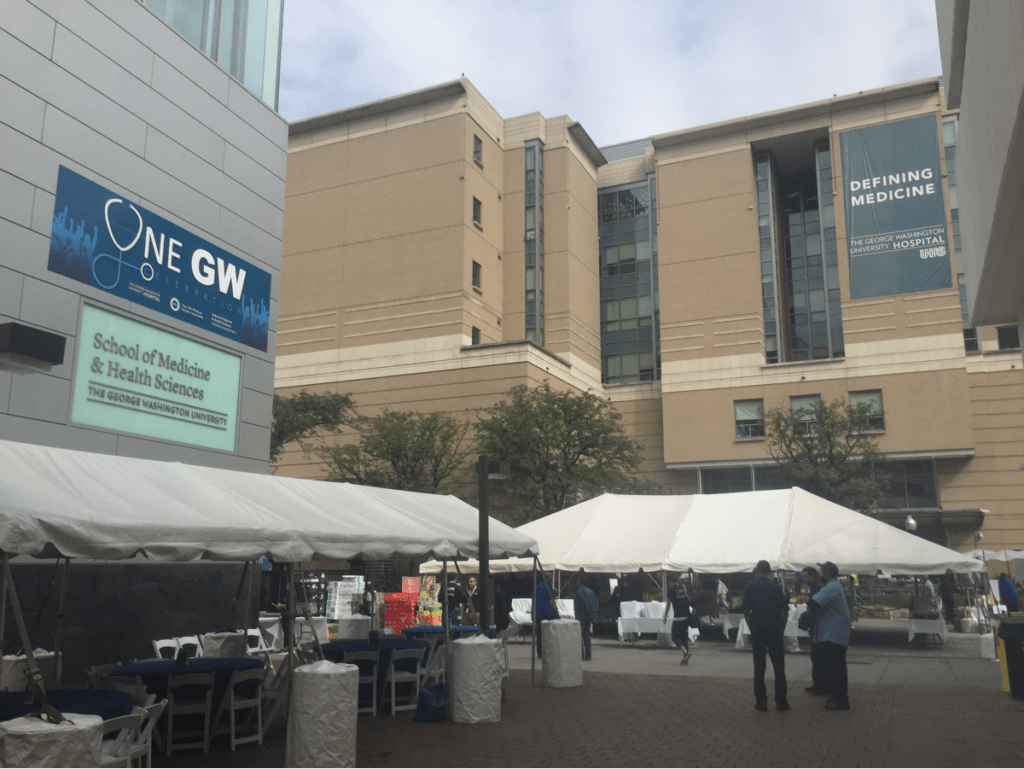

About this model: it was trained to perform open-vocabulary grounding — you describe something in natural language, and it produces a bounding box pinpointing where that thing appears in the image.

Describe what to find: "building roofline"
[568,122,607,167]
[651,78,942,150]
[289,79,469,136]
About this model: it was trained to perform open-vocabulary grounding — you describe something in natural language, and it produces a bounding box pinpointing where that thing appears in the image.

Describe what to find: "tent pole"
[0,552,63,723]
[52,558,69,686]
[531,555,538,685]
[0,560,6,658]
[442,558,452,721]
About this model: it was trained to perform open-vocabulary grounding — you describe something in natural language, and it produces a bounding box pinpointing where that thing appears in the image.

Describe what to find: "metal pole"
[442,558,453,720]
[531,556,538,684]
[478,455,490,634]
[53,558,69,686]
[0,560,6,658]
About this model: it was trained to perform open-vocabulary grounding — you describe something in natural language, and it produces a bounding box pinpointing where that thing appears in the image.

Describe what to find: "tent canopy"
[0,439,538,563]
[421,488,982,576]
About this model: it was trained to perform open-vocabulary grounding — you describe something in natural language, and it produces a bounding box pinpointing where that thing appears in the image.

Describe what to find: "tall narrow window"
[524,140,545,345]
[790,395,822,434]
[472,261,481,291]
[471,326,481,346]
[473,135,483,166]
[599,176,659,384]
[472,197,482,227]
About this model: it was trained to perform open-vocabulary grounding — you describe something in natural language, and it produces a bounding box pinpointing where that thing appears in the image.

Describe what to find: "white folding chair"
[165,672,214,754]
[421,640,446,686]
[212,667,266,750]
[99,709,144,768]
[343,650,379,716]
[175,635,203,658]
[496,626,513,680]
[127,699,166,768]
[246,628,276,674]
[152,638,179,660]
[383,648,424,716]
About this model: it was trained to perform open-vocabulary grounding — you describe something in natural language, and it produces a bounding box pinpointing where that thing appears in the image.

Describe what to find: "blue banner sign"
[48,166,271,352]
[840,115,952,299]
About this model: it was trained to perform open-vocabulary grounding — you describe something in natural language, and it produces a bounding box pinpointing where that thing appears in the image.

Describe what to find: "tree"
[270,390,355,463]
[314,410,471,494]
[475,383,645,523]
[764,397,888,512]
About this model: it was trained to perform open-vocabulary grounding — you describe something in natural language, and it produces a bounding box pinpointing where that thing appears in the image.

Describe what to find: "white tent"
[0,439,538,562]
[421,488,982,576]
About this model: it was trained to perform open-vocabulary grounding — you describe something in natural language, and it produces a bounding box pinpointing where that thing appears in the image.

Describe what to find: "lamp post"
[477,455,509,634]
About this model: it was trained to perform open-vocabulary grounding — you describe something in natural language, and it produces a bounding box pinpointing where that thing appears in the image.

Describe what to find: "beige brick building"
[275,77,1023,552]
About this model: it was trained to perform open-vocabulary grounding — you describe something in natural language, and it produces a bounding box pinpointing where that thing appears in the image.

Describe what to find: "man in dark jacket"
[743,560,790,712]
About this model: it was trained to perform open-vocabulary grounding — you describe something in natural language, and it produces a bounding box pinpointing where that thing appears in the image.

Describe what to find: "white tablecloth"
[452,636,503,723]
[0,651,56,692]
[735,617,805,652]
[619,602,696,646]
[286,661,357,768]
[909,617,949,642]
[0,713,102,767]
[334,615,372,640]
[721,613,744,637]
[259,616,331,650]
[541,619,582,688]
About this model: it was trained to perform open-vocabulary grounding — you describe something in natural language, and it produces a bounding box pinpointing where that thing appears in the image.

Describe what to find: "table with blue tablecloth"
[113,656,264,709]
[0,689,133,723]
[401,625,481,639]
[321,639,430,705]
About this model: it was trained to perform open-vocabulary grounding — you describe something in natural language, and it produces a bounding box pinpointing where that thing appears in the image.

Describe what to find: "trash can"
[996,616,1024,699]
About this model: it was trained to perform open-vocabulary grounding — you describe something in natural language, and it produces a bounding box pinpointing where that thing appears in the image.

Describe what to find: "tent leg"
[52,558,69,686]
[0,559,7,658]
[0,552,63,723]
[442,559,453,721]
[531,556,538,685]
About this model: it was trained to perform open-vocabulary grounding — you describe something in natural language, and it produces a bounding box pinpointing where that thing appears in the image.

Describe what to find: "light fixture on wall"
[0,323,66,374]
[904,514,918,532]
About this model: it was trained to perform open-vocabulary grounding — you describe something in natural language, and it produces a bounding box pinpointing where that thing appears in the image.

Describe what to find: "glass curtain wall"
[146,0,283,110]
[599,176,660,384]
[943,117,978,352]
[524,141,545,346]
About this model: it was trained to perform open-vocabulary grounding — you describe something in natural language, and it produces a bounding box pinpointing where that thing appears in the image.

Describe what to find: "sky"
[278,0,943,148]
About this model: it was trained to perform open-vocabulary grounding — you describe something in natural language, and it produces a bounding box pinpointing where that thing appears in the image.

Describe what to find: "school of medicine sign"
[840,115,953,299]
[47,166,271,352]
[72,305,241,452]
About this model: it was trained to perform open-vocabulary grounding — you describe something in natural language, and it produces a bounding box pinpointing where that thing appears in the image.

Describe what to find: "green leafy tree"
[270,390,355,463]
[475,383,645,523]
[314,410,471,494]
[764,397,888,512]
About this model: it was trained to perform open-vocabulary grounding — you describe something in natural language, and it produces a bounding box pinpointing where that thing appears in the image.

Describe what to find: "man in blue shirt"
[807,561,852,710]
[535,572,559,658]
[999,573,1019,612]
[742,560,790,712]
[574,571,599,661]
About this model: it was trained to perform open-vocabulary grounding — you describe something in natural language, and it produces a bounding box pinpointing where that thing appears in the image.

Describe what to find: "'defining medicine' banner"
[840,115,952,299]
[47,166,271,352]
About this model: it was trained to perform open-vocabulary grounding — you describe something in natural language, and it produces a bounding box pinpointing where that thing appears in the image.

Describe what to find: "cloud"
[279,0,942,146]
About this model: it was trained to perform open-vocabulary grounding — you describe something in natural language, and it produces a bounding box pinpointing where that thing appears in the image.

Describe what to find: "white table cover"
[0,651,55,692]
[619,602,697,646]
[735,618,804,652]
[542,619,582,688]
[201,631,247,658]
[721,613,744,637]
[0,713,101,768]
[286,660,357,768]
[509,598,533,627]
[260,617,331,650]
[451,636,503,723]
[909,617,949,642]
[334,615,372,640]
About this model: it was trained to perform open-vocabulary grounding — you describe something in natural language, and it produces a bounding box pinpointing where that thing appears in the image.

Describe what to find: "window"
[471,326,481,345]
[472,197,482,227]
[849,390,885,431]
[473,135,483,166]
[790,395,821,434]
[878,460,937,509]
[997,325,1021,350]
[472,261,481,291]
[701,467,753,494]
[734,400,765,439]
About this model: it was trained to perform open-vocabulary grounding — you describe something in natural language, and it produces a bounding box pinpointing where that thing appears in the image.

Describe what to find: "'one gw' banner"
[47,166,271,351]
[840,115,952,299]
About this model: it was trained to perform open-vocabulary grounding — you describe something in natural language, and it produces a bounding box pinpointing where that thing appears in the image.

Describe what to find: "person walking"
[574,572,599,661]
[998,573,1019,612]
[535,572,559,658]
[807,561,852,711]
[663,576,694,664]
[800,566,825,696]
[742,560,790,712]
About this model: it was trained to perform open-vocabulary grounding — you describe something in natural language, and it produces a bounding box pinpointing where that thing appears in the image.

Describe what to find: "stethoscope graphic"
[91,198,155,289]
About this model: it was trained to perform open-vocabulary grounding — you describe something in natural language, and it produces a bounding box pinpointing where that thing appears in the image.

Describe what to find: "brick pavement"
[154,666,1024,768]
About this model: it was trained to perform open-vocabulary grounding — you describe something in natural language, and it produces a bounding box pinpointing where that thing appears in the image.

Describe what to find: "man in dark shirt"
[742,560,790,712]
[662,575,694,664]
[465,576,480,626]
[574,572,599,661]
[800,566,825,696]
[445,573,465,628]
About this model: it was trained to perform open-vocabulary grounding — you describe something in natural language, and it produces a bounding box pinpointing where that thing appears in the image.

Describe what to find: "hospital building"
[275,76,1024,551]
